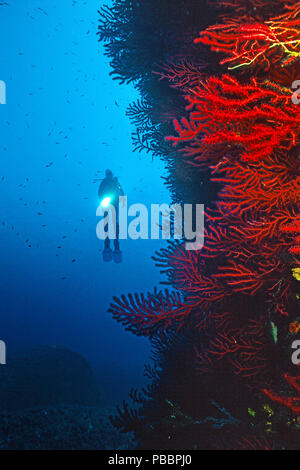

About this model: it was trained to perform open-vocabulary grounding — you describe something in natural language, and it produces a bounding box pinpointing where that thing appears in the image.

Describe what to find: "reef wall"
[99,0,300,449]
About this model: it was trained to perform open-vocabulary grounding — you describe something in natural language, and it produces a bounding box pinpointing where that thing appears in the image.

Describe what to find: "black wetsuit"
[98,176,124,251]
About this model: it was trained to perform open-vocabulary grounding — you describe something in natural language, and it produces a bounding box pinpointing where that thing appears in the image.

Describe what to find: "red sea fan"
[211,156,300,215]
[209,202,299,253]
[155,223,293,313]
[166,75,300,163]
[194,4,300,70]
[281,218,300,255]
[274,2,300,22]
[264,372,300,414]
[108,288,209,336]
[153,61,204,89]
[209,0,295,20]
[217,434,272,450]
[234,436,271,450]
[270,62,300,86]
[195,317,268,380]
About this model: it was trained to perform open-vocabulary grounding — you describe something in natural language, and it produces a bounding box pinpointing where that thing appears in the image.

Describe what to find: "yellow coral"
[292,268,300,281]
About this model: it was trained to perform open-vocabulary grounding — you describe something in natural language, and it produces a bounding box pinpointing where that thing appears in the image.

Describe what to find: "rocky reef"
[0,346,135,449]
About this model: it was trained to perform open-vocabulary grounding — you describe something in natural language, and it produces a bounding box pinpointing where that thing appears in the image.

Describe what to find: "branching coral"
[195,2,300,70]
[108,288,203,336]
[209,0,296,21]
[263,372,300,414]
[281,219,300,255]
[195,317,268,380]
[100,0,300,448]
[211,156,300,214]
[153,61,204,89]
[166,75,300,163]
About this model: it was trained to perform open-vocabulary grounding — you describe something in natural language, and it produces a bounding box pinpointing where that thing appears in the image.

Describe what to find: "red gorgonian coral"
[166,75,300,163]
[264,372,300,414]
[108,0,300,425]
[195,2,300,69]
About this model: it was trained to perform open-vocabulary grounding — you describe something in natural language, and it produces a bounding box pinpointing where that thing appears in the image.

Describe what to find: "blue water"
[0,0,170,405]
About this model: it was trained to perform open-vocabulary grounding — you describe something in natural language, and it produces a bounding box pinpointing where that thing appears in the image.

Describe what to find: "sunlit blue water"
[0,0,170,404]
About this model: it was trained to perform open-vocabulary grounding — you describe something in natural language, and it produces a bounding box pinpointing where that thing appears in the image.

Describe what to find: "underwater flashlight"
[100,196,112,208]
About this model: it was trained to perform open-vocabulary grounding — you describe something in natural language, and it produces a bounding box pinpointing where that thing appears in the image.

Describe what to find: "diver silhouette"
[98,169,124,263]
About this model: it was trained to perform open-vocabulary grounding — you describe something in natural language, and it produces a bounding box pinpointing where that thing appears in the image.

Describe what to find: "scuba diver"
[98,169,124,263]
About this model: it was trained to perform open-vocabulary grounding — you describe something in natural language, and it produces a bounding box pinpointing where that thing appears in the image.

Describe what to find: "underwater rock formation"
[0,346,102,411]
[0,346,136,449]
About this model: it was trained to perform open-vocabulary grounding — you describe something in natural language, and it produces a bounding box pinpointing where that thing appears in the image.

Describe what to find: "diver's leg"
[103,238,112,262]
[103,220,112,262]
[114,220,120,251]
[105,237,110,250]
[113,218,122,263]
